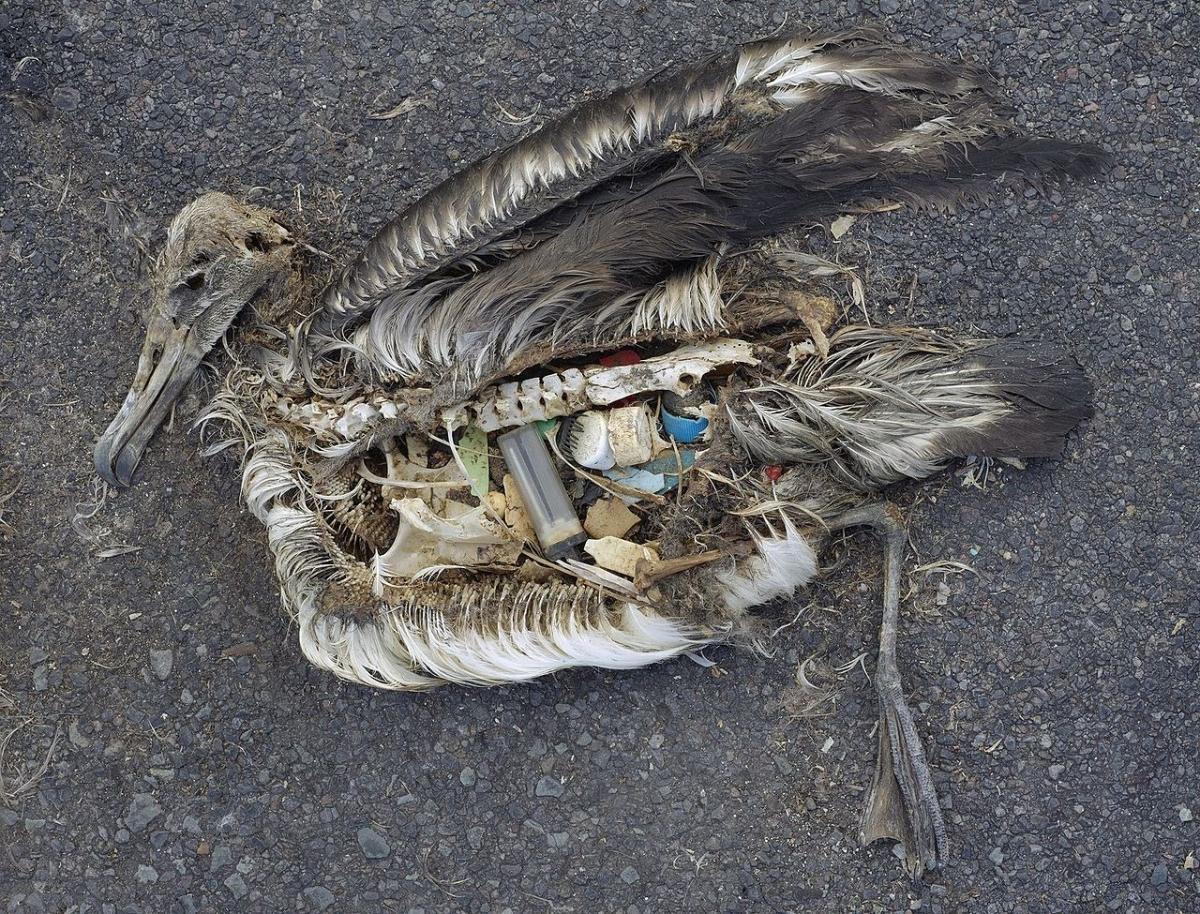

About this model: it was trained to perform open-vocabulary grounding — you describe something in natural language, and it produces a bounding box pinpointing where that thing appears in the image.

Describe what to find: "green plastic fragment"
[458,425,490,498]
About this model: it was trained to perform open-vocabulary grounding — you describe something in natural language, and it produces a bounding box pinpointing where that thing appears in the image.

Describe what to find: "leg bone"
[828,502,948,877]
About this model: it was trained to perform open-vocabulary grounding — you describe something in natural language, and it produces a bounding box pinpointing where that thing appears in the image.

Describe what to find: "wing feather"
[320,28,988,321]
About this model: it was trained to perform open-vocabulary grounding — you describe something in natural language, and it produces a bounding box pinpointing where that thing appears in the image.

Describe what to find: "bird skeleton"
[93,28,1104,877]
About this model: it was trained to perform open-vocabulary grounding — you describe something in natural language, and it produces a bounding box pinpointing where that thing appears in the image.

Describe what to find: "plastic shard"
[604,452,696,495]
[660,404,710,444]
[502,474,537,545]
[607,404,654,466]
[457,425,491,497]
[583,536,661,578]
[565,411,616,470]
[583,497,641,539]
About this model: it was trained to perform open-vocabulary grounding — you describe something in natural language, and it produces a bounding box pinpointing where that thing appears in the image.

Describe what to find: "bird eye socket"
[183,272,205,290]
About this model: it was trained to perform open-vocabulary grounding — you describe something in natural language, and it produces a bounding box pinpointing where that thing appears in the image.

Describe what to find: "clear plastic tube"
[498,425,586,558]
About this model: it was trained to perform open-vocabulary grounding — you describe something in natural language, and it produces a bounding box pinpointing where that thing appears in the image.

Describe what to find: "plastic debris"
[660,404,709,444]
[583,497,640,539]
[607,404,654,466]
[484,490,506,517]
[637,451,697,489]
[564,411,616,470]
[603,450,697,497]
[497,425,586,557]
[598,348,642,367]
[583,536,660,577]
[502,474,536,545]
[457,425,490,497]
[603,466,667,498]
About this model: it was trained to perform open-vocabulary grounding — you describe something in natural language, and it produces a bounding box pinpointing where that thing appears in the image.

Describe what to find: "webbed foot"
[860,661,947,877]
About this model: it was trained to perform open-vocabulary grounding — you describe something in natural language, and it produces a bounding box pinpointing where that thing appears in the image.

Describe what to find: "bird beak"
[94,313,209,487]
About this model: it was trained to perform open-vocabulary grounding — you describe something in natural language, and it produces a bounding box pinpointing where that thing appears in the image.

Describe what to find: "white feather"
[717,517,819,613]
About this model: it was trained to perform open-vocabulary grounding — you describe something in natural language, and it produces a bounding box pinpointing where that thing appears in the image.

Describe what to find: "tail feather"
[941,340,1094,459]
[734,27,987,98]
[727,328,1092,490]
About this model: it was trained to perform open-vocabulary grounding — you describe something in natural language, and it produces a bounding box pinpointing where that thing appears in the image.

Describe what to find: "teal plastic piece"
[604,451,696,495]
[660,406,709,444]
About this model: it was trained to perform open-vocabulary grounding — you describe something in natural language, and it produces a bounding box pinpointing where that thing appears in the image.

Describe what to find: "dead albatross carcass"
[93,29,1104,876]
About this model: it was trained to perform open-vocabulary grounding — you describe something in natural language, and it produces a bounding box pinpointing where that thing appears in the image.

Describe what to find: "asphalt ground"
[1,2,1197,912]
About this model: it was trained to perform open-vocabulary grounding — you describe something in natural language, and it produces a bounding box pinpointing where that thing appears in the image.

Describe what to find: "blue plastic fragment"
[603,466,665,492]
[660,406,709,444]
[604,451,697,499]
[636,452,697,480]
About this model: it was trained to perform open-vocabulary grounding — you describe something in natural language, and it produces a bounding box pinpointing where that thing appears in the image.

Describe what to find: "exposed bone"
[406,434,429,467]
[365,447,467,505]
[557,558,641,598]
[583,338,758,407]
[444,338,759,432]
[374,498,522,586]
[336,401,388,438]
[405,434,430,503]
[277,339,759,443]
[472,369,589,431]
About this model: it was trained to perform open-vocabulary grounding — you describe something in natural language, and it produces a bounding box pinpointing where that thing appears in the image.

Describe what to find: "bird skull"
[94,192,294,486]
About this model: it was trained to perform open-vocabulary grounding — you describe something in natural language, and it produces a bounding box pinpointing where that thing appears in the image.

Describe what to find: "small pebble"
[224,873,248,899]
[356,827,391,859]
[149,649,173,680]
[303,886,336,911]
[125,794,162,833]
[535,776,564,798]
[51,85,80,111]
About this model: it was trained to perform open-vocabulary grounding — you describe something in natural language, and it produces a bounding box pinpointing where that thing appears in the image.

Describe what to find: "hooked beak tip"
[94,429,137,488]
[94,326,203,490]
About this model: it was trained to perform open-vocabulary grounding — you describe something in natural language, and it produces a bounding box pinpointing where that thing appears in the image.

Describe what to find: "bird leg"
[826,503,948,877]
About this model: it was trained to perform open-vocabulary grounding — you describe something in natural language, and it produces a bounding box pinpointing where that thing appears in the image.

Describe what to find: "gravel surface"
[1,2,1197,912]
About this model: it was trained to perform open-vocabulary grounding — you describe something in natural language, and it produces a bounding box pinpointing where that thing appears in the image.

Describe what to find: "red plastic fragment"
[598,349,642,367]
